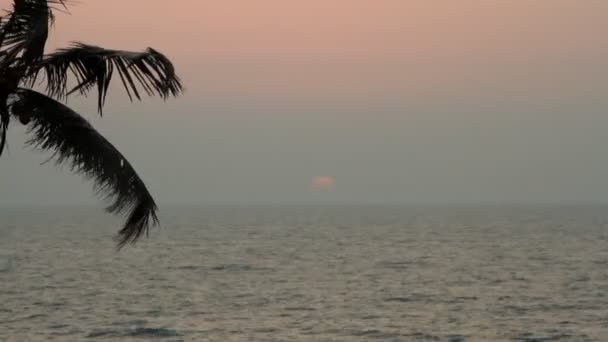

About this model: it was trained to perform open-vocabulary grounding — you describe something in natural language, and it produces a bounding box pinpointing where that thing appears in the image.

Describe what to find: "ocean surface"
[1,205,608,341]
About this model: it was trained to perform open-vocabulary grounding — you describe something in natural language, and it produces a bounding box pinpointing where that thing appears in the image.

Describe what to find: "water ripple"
[2,206,608,340]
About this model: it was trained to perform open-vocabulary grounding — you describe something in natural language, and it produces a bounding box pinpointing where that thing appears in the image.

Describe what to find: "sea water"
[1,205,607,341]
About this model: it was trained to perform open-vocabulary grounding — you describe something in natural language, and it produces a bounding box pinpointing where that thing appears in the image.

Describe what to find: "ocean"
[1,205,607,341]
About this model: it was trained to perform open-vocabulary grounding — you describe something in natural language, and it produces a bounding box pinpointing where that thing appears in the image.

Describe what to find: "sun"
[311,176,335,191]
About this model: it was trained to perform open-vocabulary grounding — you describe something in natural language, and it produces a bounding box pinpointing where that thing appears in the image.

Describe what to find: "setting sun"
[311,176,335,191]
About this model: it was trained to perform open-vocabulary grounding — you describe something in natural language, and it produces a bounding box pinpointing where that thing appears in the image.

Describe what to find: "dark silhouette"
[0,1,183,248]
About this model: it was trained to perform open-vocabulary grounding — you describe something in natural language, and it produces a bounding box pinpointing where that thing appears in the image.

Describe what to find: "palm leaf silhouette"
[0,0,183,248]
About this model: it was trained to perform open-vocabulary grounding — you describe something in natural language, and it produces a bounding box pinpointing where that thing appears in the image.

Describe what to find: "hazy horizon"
[1,0,608,206]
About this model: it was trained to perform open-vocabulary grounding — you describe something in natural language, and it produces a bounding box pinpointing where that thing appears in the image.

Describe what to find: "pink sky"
[2,1,608,205]
[44,0,606,103]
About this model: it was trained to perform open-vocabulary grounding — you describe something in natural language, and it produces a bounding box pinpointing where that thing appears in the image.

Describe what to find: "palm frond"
[12,88,159,248]
[0,110,8,157]
[24,42,183,114]
[0,0,68,67]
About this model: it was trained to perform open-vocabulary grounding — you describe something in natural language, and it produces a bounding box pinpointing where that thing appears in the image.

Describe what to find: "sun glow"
[311,176,335,191]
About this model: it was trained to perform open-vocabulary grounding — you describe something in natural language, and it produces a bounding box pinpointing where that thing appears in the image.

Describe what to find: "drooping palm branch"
[23,42,183,114]
[0,0,183,248]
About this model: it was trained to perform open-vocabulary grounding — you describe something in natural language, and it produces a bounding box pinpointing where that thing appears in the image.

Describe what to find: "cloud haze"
[1,0,607,206]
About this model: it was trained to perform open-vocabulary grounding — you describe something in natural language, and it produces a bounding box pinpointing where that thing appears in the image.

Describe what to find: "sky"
[1,0,608,206]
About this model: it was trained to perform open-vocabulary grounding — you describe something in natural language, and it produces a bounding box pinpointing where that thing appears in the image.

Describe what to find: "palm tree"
[0,0,183,248]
